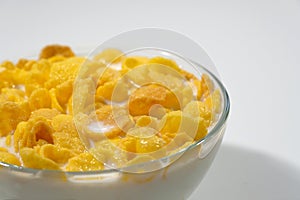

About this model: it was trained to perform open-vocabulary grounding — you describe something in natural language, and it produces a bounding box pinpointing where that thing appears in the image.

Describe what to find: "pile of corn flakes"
[0,45,221,171]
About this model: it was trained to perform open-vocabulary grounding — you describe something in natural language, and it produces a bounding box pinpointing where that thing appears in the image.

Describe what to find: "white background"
[1,0,300,199]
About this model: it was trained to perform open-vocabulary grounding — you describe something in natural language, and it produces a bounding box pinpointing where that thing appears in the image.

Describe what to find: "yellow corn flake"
[52,132,85,155]
[51,115,85,153]
[159,111,208,141]
[93,48,123,64]
[65,152,104,172]
[51,114,76,135]
[0,147,8,152]
[45,57,85,89]
[183,101,212,127]
[192,79,203,100]
[28,88,51,111]
[16,58,35,70]
[13,122,27,151]
[93,105,134,134]
[0,67,14,89]
[5,134,12,146]
[148,57,180,72]
[40,144,75,164]
[1,61,15,70]
[123,64,149,86]
[30,108,60,120]
[36,139,49,146]
[179,69,197,80]
[55,80,73,105]
[0,101,30,137]
[96,79,129,102]
[91,139,127,168]
[0,151,21,166]
[96,81,116,100]
[122,56,149,70]
[47,55,67,64]
[32,59,51,77]
[0,88,25,103]
[136,135,166,154]
[49,88,65,113]
[129,84,179,116]
[201,74,214,99]
[20,147,60,170]
[14,116,53,152]
[22,60,51,87]
[119,136,136,153]
[72,77,95,113]
[205,89,221,113]
[97,68,121,86]
[123,127,166,155]
[159,111,182,134]
[160,132,176,145]
[39,44,75,59]
[135,115,158,129]
[11,68,27,85]
[24,83,40,97]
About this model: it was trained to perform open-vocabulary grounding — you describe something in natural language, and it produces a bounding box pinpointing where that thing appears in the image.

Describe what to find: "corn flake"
[39,44,75,59]
[0,151,21,166]
[148,57,180,72]
[129,84,179,116]
[29,88,51,111]
[93,48,123,64]
[40,144,75,164]
[0,101,30,137]
[65,152,104,172]
[20,147,60,170]
[14,116,53,152]
[122,56,149,70]
[30,108,60,120]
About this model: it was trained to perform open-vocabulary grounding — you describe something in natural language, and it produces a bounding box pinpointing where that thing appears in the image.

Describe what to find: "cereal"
[5,135,12,146]
[28,88,51,110]
[65,152,104,172]
[159,111,208,141]
[0,147,8,152]
[0,45,221,172]
[148,57,180,72]
[14,116,53,152]
[93,48,123,64]
[51,115,86,154]
[0,88,25,103]
[91,139,128,168]
[40,144,75,164]
[55,79,73,105]
[0,151,21,166]
[49,88,65,113]
[0,101,30,137]
[39,44,75,59]
[122,56,149,70]
[183,101,212,127]
[201,74,214,99]
[129,84,179,116]
[30,108,61,120]
[20,147,60,170]
[45,57,85,89]
[135,115,158,129]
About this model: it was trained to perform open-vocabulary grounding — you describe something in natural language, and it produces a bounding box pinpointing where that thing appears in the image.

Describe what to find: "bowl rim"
[0,59,230,176]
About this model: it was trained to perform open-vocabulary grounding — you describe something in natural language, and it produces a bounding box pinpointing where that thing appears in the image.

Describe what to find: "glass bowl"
[0,29,230,200]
